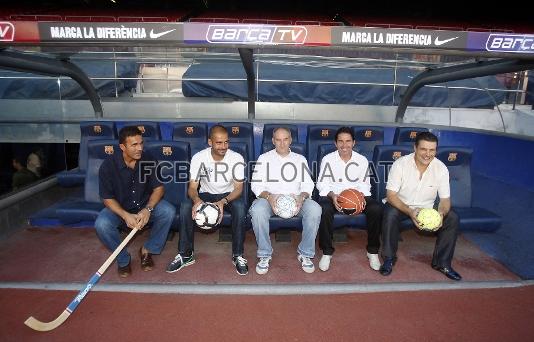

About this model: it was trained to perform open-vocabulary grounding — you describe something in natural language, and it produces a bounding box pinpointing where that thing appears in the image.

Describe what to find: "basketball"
[337,189,366,215]
[275,195,298,219]
[194,202,222,231]
[416,208,442,231]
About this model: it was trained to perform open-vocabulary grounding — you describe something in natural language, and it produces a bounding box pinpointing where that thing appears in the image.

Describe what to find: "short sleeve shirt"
[385,153,450,208]
[189,147,245,194]
[316,150,371,197]
[99,151,161,213]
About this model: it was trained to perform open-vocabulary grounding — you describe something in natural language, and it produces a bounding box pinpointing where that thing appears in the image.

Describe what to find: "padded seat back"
[351,126,384,160]
[173,122,208,155]
[218,122,254,161]
[436,147,473,207]
[85,139,120,203]
[306,125,342,178]
[393,127,429,145]
[144,141,191,206]
[79,121,116,171]
[371,145,414,201]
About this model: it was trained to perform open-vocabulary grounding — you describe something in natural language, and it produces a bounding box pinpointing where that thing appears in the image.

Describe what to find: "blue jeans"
[95,200,175,267]
[249,198,321,258]
[178,192,246,256]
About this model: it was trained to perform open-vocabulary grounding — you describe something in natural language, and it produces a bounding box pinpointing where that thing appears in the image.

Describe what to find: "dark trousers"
[178,192,246,257]
[318,196,383,255]
[381,203,459,268]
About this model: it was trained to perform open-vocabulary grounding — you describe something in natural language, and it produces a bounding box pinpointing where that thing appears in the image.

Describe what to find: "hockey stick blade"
[24,228,138,331]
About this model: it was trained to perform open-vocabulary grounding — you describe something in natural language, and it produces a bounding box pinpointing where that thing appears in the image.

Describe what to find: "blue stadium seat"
[218,122,254,161]
[145,141,191,231]
[57,121,116,187]
[351,126,384,160]
[316,144,367,229]
[306,125,342,178]
[437,147,501,232]
[118,121,161,141]
[262,124,299,144]
[56,139,119,224]
[371,145,414,202]
[393,127,429,145]
[172,122,208,155]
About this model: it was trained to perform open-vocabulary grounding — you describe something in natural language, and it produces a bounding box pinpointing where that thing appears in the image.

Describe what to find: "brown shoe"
[118,262,131,278]
[139,247,154,271]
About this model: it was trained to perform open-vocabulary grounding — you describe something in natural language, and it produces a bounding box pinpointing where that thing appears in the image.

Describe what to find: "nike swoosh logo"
[149,29,176,39]
[434,36,459,46]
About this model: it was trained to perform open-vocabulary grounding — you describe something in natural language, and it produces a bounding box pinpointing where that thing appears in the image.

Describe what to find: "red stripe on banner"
[9,21,40,43]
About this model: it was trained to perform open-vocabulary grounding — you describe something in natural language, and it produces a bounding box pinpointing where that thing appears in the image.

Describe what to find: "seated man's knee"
[446,210,459,226]
[157,200,176,217]
[367,202,384,217]
[232,200,246,218]
[249,199,270,219]
[95,215,116,235]
[305,200,322,218]
[179,200,193,215]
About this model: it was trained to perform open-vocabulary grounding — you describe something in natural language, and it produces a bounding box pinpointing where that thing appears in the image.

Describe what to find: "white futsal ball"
[194,202,221,230]
[275,195,298,219]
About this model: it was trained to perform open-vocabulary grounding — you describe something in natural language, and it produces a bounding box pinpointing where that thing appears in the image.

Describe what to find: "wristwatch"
[145,206,154,213]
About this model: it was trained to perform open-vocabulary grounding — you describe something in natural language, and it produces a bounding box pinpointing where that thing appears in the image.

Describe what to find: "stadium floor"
[1,187,532,340]
[0,227,518,285]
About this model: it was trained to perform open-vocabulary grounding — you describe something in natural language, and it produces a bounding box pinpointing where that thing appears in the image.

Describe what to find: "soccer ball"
[194,202,221,231]
[275,195,298,219]
[416,208,442,231]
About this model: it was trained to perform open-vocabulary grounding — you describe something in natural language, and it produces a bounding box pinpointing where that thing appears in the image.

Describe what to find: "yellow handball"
[416,208,442,231]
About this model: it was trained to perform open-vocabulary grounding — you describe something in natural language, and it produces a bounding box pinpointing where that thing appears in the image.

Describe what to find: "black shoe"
[166,253,195,273]
[232,255,249,276]
[118,262,131,278]
[432,264,462,281]
[379,257,397,276]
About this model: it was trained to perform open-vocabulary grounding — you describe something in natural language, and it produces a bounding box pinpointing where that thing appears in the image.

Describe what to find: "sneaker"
[319,255,332,272]
[232,255,249,276]
[297,255,315,274]
[166,253,195,273]
[256,257,271,275]
[367,252,381,271]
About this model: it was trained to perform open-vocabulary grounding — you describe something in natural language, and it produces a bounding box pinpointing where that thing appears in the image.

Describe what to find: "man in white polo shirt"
[166,125,248,275]
[316,127,383,272]
[250,127,321,274]
[379,132,461,281]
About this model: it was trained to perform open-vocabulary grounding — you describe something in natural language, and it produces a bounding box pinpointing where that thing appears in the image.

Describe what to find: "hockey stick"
[24,228,138,331]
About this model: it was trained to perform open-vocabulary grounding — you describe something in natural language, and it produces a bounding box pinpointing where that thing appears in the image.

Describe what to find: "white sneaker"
[256,257,271,275]
[297,255,315,274]
[367,252,381,271]
[319,255,332,272]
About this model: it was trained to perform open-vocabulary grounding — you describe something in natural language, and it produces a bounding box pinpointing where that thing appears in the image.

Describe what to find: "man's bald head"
[209,124,228,139]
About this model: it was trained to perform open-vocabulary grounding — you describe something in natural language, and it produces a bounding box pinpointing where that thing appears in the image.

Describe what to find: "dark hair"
[209,124,228,139]
[335,126,354,141]
[119,126,143,144]
[415,131,438,146]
